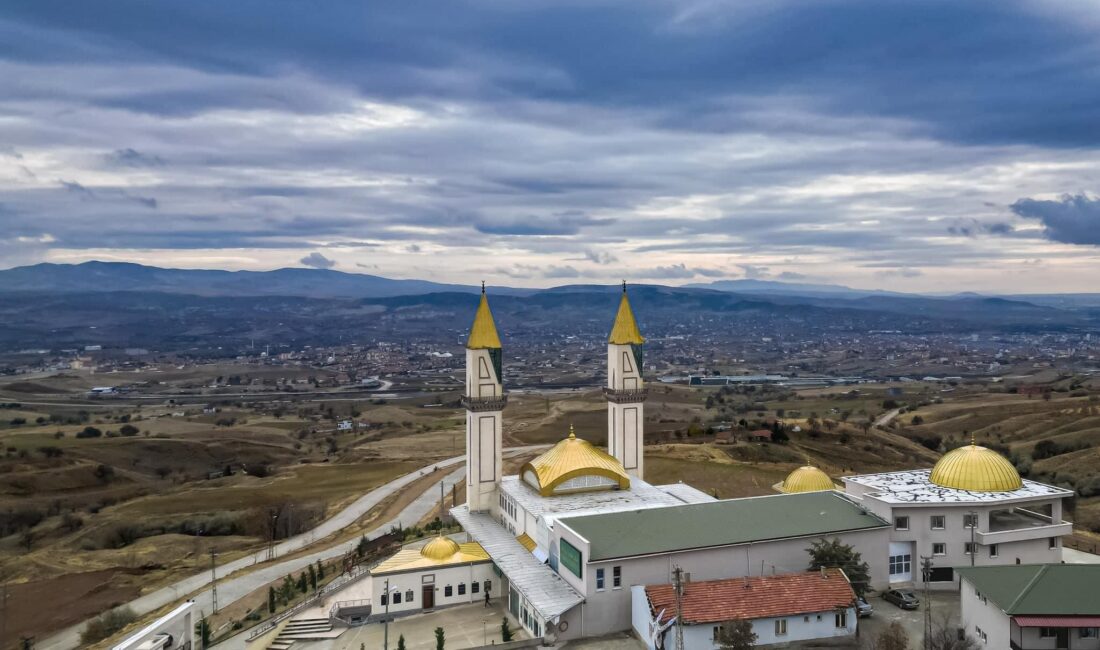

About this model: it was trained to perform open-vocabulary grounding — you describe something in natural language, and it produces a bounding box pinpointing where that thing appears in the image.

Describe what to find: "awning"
[1014,616,1100,627]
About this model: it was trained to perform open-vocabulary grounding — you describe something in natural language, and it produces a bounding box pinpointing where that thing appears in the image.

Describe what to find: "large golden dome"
[421,536,461,561]
[521,425,630,496]
[929,443,1022,492]
[779,465,836,493]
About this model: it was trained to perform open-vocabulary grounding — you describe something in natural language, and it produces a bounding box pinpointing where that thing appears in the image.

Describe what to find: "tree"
[869,621,909,650]
[308,563,318,590]
[197,615,212,648]
[397,636,406,650]
[119,424,139,436]
[356,534,369,558]
[715,619,756,650]
[501,617,513,642]
[807,537,871,596]
[317,558,325,579]
[297,571,308,592]
[435,626,445,650]
[928,613,978,650]
[79,607,137,645]
[268,586,277,614]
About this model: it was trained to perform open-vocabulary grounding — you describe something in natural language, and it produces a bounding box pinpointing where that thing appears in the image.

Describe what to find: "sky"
[2,1,1100,293]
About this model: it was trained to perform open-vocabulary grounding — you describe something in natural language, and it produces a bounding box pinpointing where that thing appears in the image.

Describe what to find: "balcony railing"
[603,387,649,404]
[976,520,1072,545]
[462,395,508,412]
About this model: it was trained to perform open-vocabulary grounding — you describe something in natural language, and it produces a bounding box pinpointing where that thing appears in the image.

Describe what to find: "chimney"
[820,566,827,579]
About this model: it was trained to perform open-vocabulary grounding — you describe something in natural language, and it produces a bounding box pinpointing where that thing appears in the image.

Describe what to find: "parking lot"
[859,589,960,645]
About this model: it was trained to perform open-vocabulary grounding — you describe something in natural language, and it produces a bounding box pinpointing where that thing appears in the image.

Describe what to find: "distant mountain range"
[0,262,1097,352]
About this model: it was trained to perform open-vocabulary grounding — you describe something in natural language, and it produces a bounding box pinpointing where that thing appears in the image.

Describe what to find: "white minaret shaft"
[606,283,647,480]
[464,286,504,513]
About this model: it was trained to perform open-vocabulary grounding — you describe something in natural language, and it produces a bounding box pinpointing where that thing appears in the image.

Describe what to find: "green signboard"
[560,538,583,579]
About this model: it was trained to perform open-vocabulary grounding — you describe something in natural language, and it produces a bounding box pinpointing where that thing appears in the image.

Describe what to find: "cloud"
[299,251,336,269]
[875,267,924,278]
[473,213,614,236]
[105,148,165,167]
[947,219,1015,238]
[1010,194,1100,245]
[739,265,770,279]
[777,271,807,281]
[583,249,617,265]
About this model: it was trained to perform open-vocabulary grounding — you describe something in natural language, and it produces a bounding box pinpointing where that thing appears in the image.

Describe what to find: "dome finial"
[481,280,485,294]
[622,279,627,293]
[568,423,576,439]
[971,432,976,446]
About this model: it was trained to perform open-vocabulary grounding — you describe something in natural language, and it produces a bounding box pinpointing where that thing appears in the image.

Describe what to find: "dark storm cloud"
[1010,194,1100,245]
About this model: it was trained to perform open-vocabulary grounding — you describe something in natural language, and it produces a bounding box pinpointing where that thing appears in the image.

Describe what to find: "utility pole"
[672,566,685,650]
[383,578,392,650]
[921,556,933,650]
[210,549,219,614]
[268,512,278,561]
[440,481,446,523]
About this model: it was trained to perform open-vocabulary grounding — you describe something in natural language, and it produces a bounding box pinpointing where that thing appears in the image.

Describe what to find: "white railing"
[243,566,368,642]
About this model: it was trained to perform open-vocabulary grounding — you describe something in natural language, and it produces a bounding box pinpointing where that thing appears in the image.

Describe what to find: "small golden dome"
[521,426,630,496]
[779,465,836,493]
[421,536,461,561]
[930,443,1022,492]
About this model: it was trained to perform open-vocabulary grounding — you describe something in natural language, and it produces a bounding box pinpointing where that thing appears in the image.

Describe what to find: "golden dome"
[929,443,1022,492]
[421,535,461,561]
[779,465,836,493]
[521,425,630,497]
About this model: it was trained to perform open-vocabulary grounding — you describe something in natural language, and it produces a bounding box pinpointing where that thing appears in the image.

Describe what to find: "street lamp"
[383,579,398,650]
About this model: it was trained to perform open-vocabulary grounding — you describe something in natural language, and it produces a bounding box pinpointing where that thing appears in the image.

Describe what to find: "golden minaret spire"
[608,281,644,345]
[466,281,502,349]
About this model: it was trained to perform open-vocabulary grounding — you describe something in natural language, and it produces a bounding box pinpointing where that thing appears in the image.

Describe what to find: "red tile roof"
[646,569,855,625]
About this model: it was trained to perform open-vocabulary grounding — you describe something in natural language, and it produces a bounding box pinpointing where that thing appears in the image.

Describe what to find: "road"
[874,408,901,428]
[37,447,545,650]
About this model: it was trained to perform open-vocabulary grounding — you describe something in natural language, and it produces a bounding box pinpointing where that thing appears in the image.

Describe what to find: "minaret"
[463,283,505,513]
[606,281,647,480]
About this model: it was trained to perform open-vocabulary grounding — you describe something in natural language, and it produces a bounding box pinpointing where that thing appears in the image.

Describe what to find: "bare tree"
[715,619,756,650]
[928,612,978,650]
[864,621,910,650]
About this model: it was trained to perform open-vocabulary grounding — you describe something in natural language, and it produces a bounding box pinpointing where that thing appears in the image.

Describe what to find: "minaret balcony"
[603,387,649,404]
[462,395,508,412]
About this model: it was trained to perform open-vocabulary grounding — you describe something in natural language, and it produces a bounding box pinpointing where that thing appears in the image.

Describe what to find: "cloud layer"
[2,1,1100,291]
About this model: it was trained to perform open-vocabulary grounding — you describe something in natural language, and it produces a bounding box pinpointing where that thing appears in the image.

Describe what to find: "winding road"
[38,447,546,650]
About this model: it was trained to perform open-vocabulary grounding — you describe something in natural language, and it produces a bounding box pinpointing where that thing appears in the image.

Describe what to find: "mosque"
[376,286,1074,644]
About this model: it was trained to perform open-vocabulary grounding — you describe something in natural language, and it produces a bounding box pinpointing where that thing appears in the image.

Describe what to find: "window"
[613,566,622,588]
[1040,628,1058,638]
[472,581,480,594]
[964,514,978,528]
[775,619,787,636]
[889,554,912,576]
[713,626,720,642]
[1049,537,1059,550]
[596,568,605,590]
[559,539,583,578]
[444,585,453,597]
[965,542,977,555]
[381,593,388,606]
[393,591,402,604]
[930,515,945,530]
[1081,628,1099,639]
[989,544,998,558]
[405,590,414,602]
[835,611,848,628]
[895,516,910,531]
[458,583,466,596]
[933,543,947,556]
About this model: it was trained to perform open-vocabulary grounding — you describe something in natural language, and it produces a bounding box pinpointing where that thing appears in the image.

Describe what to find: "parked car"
[883,589,920,610]
[857,597,874,617]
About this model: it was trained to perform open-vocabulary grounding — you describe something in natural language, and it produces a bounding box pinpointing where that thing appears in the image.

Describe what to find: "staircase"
[267,617,334,649]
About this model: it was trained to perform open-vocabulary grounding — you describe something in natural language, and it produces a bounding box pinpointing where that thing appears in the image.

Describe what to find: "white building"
[366,536,495,619]
[844,448,1072,589]
[958,564,1100,650]
[632,568,858,649]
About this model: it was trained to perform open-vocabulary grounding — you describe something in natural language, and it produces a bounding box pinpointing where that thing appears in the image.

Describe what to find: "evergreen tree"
[297,571,308,592]
[268,586,276,614]
[197,616,211,648]
[806,537,871,596]
[397,635,407,650]
[501,617,513,642]
[317,558,325,579]
[435,626,445,650]
[308,563,317,590]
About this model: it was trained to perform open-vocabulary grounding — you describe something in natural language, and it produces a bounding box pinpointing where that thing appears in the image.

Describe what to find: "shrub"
[119,424,139,436]
[80,607,137,644]
[76,426,102,438]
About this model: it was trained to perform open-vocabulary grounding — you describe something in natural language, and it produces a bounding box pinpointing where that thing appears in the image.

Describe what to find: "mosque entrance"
[422,585,435,609]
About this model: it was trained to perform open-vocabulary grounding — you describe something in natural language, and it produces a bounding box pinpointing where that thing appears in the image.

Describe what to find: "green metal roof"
[557,491,889,562]
[956,565,1100,615]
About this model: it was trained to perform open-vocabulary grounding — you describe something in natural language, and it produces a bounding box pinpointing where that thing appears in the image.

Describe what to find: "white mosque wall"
[370,562,496,617]
[555,525,890,638]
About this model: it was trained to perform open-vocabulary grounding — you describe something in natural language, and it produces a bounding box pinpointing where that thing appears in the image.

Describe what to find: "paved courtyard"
[859,590,960,647]
[295,600,527,650]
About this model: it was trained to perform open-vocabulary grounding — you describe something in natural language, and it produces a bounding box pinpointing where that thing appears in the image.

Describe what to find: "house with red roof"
[631,568,858,649]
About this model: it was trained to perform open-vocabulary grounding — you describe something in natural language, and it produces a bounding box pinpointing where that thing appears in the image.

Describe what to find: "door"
[1056,629,1068,649]
[422,585,434,609]
[888,542,913,583]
